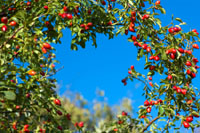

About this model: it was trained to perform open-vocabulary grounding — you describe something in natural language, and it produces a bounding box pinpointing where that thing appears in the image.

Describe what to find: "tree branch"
[142,116,160,132]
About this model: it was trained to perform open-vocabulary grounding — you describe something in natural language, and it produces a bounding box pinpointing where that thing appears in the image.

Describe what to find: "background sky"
[53,0,200,132]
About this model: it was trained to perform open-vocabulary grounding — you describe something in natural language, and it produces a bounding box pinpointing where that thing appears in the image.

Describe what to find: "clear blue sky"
[53,0,200,132]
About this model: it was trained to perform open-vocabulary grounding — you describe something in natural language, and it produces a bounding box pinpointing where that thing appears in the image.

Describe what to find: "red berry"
[1,25,7,32]
[176,87,181,93]
[130,65,134,70]
[146,47,151,52]
[122,111,128,116]
[54,99,61,106]
[44,5,48,10]
[148,77,152,80]
[186,116,193,122]
[168,28,174,33]
[178,48,184,53]
[128,71,132,74]
[170,53,175,60]
[146,107,151,113]
[187,69,191,75]
[43,42,51,49]
[183,121,190,128]
[186,61,192,67]
[1,17,8,24]
[144,100,149,106]
[154,56,160,61]
[101,0,106,5]
[181,89,187,95]
[143,14,149,19]
[142,44,148,50]
[66,13,73,19]
[78,122,84,128]
[155,1,160,5]
[63,6,68,12]
[132,36,137,41]
[167,74,172,80]
[192,44,199,49]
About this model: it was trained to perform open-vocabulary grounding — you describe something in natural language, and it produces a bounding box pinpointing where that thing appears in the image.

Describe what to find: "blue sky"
[53,0,200,132]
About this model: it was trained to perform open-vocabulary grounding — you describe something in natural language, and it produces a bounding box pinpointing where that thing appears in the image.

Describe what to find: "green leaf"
[158,106,164,115]
[175,18,183,23]
[3,91,16,100]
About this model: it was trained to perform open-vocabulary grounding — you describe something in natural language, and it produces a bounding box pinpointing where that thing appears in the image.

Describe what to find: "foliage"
[0,0,200,132]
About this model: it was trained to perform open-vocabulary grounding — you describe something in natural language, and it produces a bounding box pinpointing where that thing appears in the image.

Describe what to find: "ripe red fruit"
[146,107,151,113]
[143,14,149,19]
[171,48,176,54]
[125,29,128,35]
[43,42,51,49]
[1,25,7,32]
[24,125,29,130]
[114,128,118,132]
[66,13,73,19]
[57,126,63,130]
[131,11,136,17]
[122,111,128,116]
[149,82,153,87]
[128,71,132,74]
[183,121,190,128]
[144,100,149,106]
[191,73,196,78]
[150,100,154,105]
[178,48,184,53]
[44,5,48,10]
[186,61,192,67]
[56,110,63,116]
[186,50,192,55]
[158,99,163,103]
[192,29,197,32]
[140,115,146,118]
[186,116,193,122]
[148,77,152,80]
[78,122,84,128]
[173,86,177,90]
[107,21,112,26]
[1,17,8,24]
[54,99,61,106]
[146,47,151,52]
[192,44,199,49]
[129,25,135,32]
[149,65,155,70]
[28,70,36,76]
[87,22,93,27]
[101,0,106,5]
[167,74,172,80]
[187,69,191,75]
[154,56,160,61]
[155,1,160,5]
[173,27,180,32]
[170,53,175,60]
[142,44,148,50]
[42,47,47,54]
[176,113,180,116]
[192,58,199,63]
[63,6,68,12]
[166,49,170,54]
[176,87,181,93]
[181,89,187,95]
[130,65,134,70]
[168,28,174,33]
[132,36,137,41]
[12,122,17,130]
[194,114,200,118]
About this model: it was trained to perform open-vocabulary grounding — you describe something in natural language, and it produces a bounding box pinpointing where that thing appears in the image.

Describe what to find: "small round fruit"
[183,121,190,128]
[10,21,17,26]
[43,42,51,49]
[28,70,36,76]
